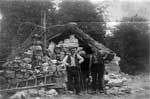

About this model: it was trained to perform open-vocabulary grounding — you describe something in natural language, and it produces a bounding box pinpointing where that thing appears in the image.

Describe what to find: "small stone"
[25,64,32,70]
[0,94,2,98]
[28,89,38,97]
[16,72,24,79]
[5,70,15,78]
[108,79,123,87]
[10,90,27,99]
[24,72,30,79]
[23,58,32,63]
[31,45,42,51]
[35,97,41,99]
[38,88,45,97]
[46,89,58,96]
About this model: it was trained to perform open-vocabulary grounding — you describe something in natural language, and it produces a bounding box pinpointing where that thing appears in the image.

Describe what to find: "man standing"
[80,52,90,91]
[63,47,84,95]
[89,48,105,93]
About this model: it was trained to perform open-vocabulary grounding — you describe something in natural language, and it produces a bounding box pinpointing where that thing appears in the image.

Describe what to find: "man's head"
[60,51,65,57]
[92,47,99,55]
[70,47,77,55]
[54,47,61,54]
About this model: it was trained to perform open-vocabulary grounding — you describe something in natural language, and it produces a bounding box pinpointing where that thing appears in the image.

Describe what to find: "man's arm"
[77,54,84,64]
[62,55,69,65]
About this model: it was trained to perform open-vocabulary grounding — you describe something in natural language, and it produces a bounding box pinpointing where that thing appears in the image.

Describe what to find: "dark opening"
[49,32,93,54]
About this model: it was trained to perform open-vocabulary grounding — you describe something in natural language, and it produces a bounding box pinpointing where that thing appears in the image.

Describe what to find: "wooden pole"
[43,11,47,52]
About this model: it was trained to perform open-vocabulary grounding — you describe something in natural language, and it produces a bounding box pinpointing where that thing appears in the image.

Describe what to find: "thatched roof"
[7,22,113,61]
[46,23,112,52]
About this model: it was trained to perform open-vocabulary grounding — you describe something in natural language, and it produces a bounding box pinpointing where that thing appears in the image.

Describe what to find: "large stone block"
[4,70,15,78]
[105,56,120,73]
[16,72,24,79]
[22,58,32,63]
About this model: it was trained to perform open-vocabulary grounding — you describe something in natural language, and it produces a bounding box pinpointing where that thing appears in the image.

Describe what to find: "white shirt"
[62,54,84,67]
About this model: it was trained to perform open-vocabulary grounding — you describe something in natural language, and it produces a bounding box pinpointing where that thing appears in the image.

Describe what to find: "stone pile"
[1,34,84,89]
[10,88,58,99]
[104,73,132,95]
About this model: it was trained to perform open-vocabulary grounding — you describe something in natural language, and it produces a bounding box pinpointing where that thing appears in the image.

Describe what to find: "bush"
[106,15,150,74]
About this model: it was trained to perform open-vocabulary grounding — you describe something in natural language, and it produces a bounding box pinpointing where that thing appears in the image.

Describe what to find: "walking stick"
[88,54,93,93]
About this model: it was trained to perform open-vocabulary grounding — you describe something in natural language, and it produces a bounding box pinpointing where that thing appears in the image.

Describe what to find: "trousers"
[66,67,81,94]
[91,63,104,91]
[81,71,89,91]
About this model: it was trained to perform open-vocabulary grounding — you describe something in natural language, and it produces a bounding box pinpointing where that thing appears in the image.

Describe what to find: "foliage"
[106,15,150,74]
[0,1,57,65]
[58,0,106,43]
[0,0,107,65]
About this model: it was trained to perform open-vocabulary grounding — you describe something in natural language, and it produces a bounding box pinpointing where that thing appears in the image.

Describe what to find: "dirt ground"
[52,73,150,99]
[1,73,150,99]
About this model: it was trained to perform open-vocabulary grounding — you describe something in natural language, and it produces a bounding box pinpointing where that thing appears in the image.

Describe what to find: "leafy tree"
[58,0,106,43]
[106,15,150,74]
[0,1,57,43]
[0,0,107,65]
[0,1,57,65]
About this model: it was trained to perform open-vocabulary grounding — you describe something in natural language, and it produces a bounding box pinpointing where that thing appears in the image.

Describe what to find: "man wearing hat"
[89,48,105,94]
[63,47,84,95]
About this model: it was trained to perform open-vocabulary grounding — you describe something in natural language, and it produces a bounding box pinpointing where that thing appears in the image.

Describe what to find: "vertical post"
[43,10,47,52]
[11,46,15,58]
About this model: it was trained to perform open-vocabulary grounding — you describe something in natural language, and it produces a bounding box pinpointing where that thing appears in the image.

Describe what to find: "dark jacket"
[66,55,79,67]
[90,53,105,72]
[80,55,90,72]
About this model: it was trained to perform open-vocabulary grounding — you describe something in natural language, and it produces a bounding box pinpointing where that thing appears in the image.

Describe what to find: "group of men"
[31,34,114,95]
[62,47,107,95]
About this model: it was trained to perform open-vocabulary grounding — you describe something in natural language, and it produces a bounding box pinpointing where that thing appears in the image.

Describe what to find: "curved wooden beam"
[6,22,113,62]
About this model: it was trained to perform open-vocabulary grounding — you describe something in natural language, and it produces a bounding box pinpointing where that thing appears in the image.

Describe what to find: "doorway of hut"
[48,32,93,91]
